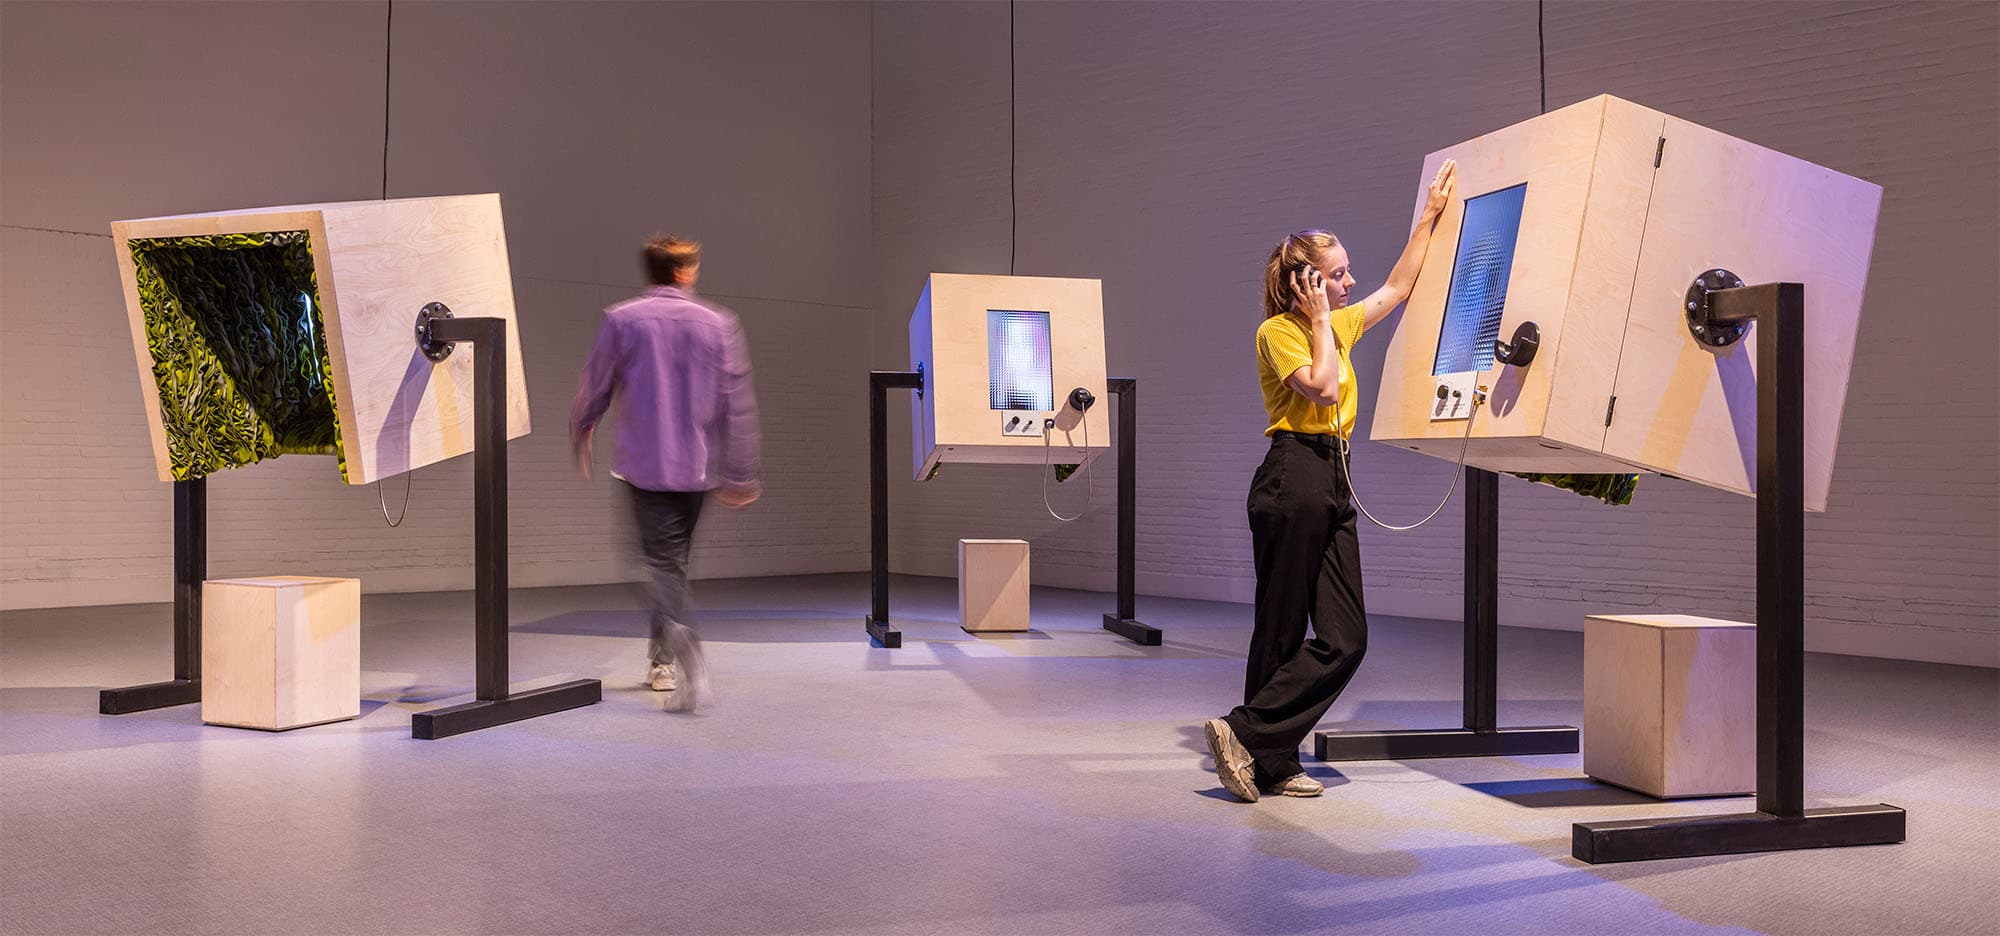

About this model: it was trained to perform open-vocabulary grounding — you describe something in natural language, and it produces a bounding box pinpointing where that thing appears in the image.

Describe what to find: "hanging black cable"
[376,0,415,527]
[1009,0,1017,275]
[382,0,393,199]
[1538,0,1546,114]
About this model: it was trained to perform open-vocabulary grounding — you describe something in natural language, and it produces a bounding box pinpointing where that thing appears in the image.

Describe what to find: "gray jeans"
[627,483,706,667]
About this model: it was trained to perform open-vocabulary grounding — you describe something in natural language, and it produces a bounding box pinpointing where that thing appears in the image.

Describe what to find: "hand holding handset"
[1290,264,1333,329]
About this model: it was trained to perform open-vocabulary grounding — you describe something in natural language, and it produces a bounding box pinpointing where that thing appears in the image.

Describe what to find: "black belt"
[1272,430,1340,447]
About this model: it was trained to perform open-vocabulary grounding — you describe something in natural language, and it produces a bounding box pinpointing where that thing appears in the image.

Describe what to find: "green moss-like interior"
[1510,472,1639,505]
[130,231,345,481]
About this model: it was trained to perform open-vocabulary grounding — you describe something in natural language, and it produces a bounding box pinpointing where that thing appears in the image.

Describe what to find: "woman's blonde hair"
[1262,230,1339,319]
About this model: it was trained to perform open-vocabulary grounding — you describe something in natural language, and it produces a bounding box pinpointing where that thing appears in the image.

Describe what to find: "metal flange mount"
[1686,268,1748,348]
[415,302,456,362]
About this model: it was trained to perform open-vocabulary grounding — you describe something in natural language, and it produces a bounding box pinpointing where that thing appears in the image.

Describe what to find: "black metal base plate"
[865,616,901,649]
[411,679,601,740]
[1315,726,1580,762]
[1573,803,1905,863]
[1102,614,1161,646]
[100,679,201,715]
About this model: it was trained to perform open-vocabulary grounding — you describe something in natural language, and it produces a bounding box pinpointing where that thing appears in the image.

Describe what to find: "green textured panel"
[1509,471,1639,506]
[129,231,346,481]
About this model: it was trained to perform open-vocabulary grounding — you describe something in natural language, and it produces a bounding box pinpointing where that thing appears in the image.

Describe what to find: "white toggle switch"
[1001,413,1046,437]
[1429,372,1477,422]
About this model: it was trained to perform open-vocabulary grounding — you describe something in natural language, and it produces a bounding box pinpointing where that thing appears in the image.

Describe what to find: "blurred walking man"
[572,234,760,711]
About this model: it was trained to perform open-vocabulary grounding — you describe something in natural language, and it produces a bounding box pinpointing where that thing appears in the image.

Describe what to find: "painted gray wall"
[4,1,1994,666]
[868,0,1999,666]
[0,1,872,608]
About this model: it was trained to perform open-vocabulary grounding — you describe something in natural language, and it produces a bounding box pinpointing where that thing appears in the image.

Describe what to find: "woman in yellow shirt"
[1205,160,1456,802]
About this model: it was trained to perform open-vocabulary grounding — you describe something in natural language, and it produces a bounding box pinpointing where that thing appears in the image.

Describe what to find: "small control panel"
[1430,373,1477,421]
[1001,413,1048,437]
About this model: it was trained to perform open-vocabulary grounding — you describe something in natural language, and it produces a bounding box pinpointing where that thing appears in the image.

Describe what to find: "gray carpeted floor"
[2,573,1993,935]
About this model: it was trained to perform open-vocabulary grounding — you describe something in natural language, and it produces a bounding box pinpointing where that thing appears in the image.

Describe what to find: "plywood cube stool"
[1372,94,1881,510]
[1584,613,1755,798]
[202,576,361,731]
[111,194,530,485]
[959,539,1031,634]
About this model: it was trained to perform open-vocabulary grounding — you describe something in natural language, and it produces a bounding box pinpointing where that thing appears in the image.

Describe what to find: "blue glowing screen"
[988,310,1054,411]
[1433,183,1528,376]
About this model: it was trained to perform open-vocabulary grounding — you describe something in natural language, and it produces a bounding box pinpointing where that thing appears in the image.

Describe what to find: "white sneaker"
[646,663,678,692]
[1203,718,1259,803]
[1265,773,1324,797]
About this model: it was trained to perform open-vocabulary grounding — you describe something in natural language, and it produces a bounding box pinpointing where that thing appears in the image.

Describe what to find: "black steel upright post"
[865,370,923,648]
[1759,281,1806,821]
[99,477,207,714]
[411,315,600,739]
[1101,378,1159,645]
[1573,282,1903,862]
[469,320,508,703]
[1314,459,1577,761]
[1464,467,1500,733]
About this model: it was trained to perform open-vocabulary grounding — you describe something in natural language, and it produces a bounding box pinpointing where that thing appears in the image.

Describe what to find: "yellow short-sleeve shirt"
[1256,303,1366,437]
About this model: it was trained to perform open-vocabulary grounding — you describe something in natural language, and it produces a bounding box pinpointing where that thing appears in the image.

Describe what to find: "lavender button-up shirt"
[570,286,760,493]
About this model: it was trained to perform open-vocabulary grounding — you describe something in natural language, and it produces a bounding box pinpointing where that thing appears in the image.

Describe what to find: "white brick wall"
[870,0,1999,666]
[4,1,1994,667]
[1,1,872,610]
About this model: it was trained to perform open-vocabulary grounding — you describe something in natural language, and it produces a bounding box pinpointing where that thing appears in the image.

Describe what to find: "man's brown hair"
[643,234,701,286]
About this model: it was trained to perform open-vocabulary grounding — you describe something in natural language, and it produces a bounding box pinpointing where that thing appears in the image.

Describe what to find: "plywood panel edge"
[294,214,363,484]
[110,223,176,482]
[1804,180,1883,513]
[486,193,533,442]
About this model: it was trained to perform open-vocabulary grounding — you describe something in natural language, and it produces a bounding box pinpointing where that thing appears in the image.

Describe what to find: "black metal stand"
[408,315,600,739]
[1572,282,1904,862]
[1100,378,1160,645]
[866,372,1154,647]
[864,370,926,648]
[1314,467,1579,761]
[98,478,207,714]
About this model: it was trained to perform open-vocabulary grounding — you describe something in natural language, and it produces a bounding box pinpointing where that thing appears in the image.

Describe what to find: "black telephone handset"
[1293,263,1326,309]
[1052,386,1096,432]
[1493,321,1540,369]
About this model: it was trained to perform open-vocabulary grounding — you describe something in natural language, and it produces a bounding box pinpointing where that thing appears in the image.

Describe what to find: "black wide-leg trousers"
[1224,431,1368,785]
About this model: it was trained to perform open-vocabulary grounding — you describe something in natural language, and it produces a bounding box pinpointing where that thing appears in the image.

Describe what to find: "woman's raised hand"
[1423,158,1458,221]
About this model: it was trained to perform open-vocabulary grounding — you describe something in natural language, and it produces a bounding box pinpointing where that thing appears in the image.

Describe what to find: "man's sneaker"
[1203,718,1259,803]
[1264,773,1324,798]
[646,663,678,692]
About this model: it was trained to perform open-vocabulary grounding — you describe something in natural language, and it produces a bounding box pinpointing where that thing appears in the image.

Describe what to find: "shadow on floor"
[513,609,866,643]
[1463,777,1681,808]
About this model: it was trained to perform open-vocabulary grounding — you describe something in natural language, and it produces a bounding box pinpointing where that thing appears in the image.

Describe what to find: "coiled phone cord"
[1337,381,1486,532]
[1041,413,1093,522]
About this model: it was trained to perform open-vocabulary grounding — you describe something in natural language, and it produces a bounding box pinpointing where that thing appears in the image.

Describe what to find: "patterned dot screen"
[1433,182,1528,376]
[987,309,1054,411]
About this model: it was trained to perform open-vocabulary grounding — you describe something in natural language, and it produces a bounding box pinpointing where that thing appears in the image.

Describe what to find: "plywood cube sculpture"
[201,576,361,731]
[908,274,1110,481]
[1583,613,1755,798]
[1371,95,1881,510]
[111,194,530,485]
[959,539,1031,634]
